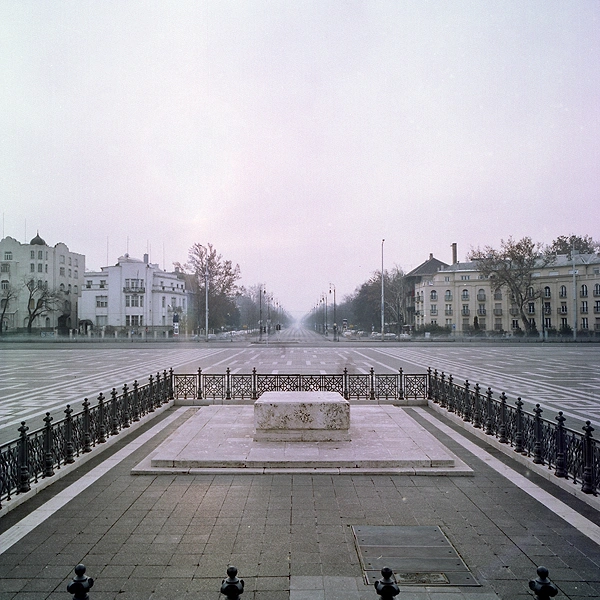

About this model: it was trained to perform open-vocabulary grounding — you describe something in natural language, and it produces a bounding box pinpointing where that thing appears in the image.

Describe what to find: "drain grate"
[352,525,479,587]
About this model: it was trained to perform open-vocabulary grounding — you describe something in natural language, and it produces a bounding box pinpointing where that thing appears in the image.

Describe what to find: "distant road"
[0,331,598,444]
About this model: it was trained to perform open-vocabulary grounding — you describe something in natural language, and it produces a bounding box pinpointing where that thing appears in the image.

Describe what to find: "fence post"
[369,368,376,401]
[43,412,55,478]
[132,381,140,422]
[484,388,493,435]
[533,404,544,465]
[343,368,349,400]
[498,392,507,443]
[82,398,92,453]
[447,375,454,413]
[64,405,75,464]
[226,367,232,400]
[251,367,257,400]
[97,393,106,444]
[463,380,471,422]
[110,388,119,436]
[472,383,481,428]
[151,372,159,412]
[430,369,438,403]
[439,372,447,408]
[18,421,31,493]
[554,412,567,478]
[514,398,524,454]
[169,368,174,400]
[581,421,596,494]
[426,368,432,400]
[122,383,130,428]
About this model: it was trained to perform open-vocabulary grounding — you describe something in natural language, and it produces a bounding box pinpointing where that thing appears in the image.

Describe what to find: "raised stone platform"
[254,391,350,441]
[132,405,473,475]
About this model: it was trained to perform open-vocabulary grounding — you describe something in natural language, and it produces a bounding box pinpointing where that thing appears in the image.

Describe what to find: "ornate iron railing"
[172,368,426,403]
[427,368,598,496]
[0,370,173,509]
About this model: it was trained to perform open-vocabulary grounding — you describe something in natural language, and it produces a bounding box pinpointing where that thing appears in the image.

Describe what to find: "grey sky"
[1,1,599,318]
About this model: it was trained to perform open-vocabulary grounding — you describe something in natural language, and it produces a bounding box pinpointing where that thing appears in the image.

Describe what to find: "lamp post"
[329,284,337,341]
[198,244,209,342]
[381,239,385,341]
[259,287,263,342]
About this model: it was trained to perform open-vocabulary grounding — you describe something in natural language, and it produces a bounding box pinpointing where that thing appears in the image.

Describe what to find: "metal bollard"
[529,566,558,600]
[374,566,400,598]
[67,564,94,600]
[220,565,244,599]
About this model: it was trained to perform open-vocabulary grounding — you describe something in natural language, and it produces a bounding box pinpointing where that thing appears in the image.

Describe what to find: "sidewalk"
[1,404,599,600]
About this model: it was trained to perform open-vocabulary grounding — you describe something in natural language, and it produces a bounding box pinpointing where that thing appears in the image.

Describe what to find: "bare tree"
[546,234,599,258]
[0,283,18,335]
[468,237,547,334]
[23,279,61,334]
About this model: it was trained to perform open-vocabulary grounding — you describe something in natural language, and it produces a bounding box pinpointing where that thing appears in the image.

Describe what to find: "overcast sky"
[1,1,598,318]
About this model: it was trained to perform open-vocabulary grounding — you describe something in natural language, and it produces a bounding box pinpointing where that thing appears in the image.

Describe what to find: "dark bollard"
[67,564,94,600]
[528,566,558,600]
[374,566,400,598]
[220,565,244,599]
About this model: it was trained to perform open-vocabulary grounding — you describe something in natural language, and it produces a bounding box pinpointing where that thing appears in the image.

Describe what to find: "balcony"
[477,308,486,316]
[444,295,453,302]
[123,287,146,293]
[493,308,502,316]
[445,309,453,316]
[580,291,588,298]
[557,307,568,315]
[477,294,486,302]
[594,307,600,314]
[461,309,470,316]
[509,308,520,316]
[430,309,438,316]
[580,307,588,314]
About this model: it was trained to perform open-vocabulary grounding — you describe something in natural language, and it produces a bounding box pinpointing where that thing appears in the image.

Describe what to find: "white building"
[0,234,85,334]
[79,253,187,336]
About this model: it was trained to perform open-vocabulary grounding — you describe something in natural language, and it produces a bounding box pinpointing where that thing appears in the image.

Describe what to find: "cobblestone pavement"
[1,400,599,600]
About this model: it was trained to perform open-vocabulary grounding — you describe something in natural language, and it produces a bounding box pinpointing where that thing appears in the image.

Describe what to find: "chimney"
[143,253,149,264]
[451,243,457,265]
[429,253,433,260]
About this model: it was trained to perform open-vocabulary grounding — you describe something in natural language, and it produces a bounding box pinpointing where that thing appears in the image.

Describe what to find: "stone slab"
[132,405,473,475]
[254,391,350,441]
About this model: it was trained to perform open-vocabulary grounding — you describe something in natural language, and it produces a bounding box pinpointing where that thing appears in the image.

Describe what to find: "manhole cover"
[353,526,479,587]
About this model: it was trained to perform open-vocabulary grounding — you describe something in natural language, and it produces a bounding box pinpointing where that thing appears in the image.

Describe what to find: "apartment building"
[415,253,600,335]
[79,253,187,335]
[0,234,85,333]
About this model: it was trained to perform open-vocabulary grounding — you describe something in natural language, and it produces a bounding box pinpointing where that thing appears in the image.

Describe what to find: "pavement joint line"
[0,406,189,555]
[414,407,600,547]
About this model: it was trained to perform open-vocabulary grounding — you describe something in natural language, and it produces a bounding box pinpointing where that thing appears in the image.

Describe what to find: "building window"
[582,317,589,330]
[38,263,43,272]
[96,315,107,327]
[30,263,35,272]
[430,304,437,316]
[494,290,502,301]
[560,285,567,298]
[132,295,139,307]
[528,302,535,314]
[595,284,600,296]
[1,263,9,273]
[544,286,551,298]
[1,280,8,290]
[126,315,130,327]
[581,301,588,314]
[162,296,166,308]
[60,267,65,276]
[38,250,43,259]
[561,317,568,328]
[125,295,130,307]
[86,280,92,288]
[430,290,438,301]
[581,284,588,298]
[461,290,469,300]
[477,289,486,301]
[74,285,78,294]
[444,291,452,301]
[60,255,65,264]
[96,295,108,307]
[140,296,144,307]
[100,280,106,288]
[4,252,12,260]
[30,250,35,259]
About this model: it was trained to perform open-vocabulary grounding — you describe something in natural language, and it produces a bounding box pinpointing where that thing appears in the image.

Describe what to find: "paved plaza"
[0,338,599,599]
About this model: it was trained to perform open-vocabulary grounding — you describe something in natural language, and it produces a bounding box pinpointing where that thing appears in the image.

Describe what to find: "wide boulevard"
[0,326,598,445]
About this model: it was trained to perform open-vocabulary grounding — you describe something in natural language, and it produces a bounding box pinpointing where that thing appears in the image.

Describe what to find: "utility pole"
[381,239,385,341]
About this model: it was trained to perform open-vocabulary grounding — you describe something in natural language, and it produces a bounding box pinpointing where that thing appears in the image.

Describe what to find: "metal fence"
[172,367,428,403]
[0,370,173,509]
[427,368,598,495]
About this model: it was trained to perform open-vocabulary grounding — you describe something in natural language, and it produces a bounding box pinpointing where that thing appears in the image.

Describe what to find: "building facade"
[0,234,85,334]
[414,253,600,336]
[79,253,188,336]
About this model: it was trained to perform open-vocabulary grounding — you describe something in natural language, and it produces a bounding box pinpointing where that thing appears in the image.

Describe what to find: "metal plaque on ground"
[352,525,479,586]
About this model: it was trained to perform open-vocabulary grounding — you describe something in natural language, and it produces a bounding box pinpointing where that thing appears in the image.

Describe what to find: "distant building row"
[406,246,600,336]
[0,235,186,335]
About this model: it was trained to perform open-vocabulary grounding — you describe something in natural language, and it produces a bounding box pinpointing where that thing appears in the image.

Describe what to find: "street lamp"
[381,239,385,341]
[329,284,337,341]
